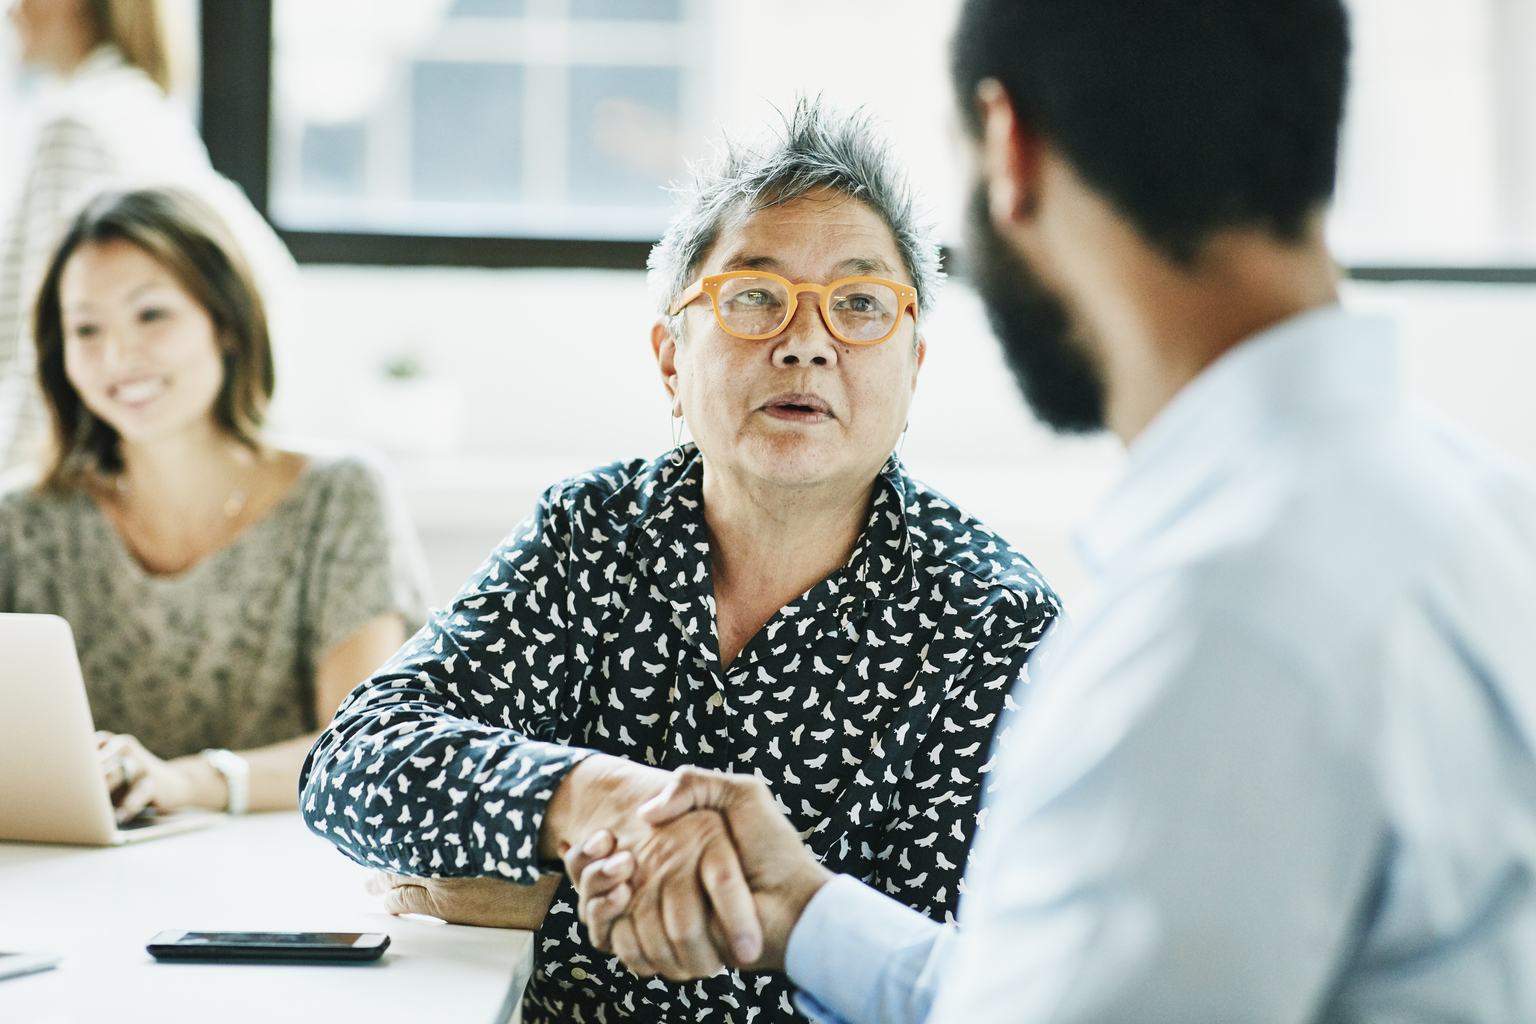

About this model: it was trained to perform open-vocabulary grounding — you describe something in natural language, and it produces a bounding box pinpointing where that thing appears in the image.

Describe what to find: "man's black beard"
[963,186,1106,433]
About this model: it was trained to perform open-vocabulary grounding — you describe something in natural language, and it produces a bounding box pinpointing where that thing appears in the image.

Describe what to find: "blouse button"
[708,691,723,707]
[571,968,589,980]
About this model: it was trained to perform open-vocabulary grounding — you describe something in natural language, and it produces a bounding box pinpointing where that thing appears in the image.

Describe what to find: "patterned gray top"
[300,446,1060,1024]
[0,453,429,758]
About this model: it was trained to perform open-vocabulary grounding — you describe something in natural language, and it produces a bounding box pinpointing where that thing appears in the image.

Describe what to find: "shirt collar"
[612,446,709,569]
[615,446,918,603]
[1075,304,1398,577]
[849,455,921,602]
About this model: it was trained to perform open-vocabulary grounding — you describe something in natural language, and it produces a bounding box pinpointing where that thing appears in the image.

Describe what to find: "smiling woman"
[0,0,298,474]
[0,187,427,822]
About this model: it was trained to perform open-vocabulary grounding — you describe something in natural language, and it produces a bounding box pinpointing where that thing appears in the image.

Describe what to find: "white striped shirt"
[0,46,297,470]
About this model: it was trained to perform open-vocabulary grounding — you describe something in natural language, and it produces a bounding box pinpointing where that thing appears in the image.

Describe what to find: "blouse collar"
[612,445,920,607]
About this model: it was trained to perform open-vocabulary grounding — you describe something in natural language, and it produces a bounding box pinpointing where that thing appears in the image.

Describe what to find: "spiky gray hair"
[649,97,942,337]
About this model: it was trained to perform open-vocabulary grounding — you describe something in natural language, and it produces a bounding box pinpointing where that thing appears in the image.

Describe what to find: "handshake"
[368,754,833,980]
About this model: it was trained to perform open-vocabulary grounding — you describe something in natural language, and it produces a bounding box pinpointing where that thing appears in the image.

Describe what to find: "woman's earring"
[669,411,688,463]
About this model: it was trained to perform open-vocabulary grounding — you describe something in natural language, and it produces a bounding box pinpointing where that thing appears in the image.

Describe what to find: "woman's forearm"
[240,732,324,811]
[171,609,407,815]
[168,732,321,813]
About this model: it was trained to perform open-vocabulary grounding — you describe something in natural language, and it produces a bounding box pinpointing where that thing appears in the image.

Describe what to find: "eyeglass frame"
[667,270,920,346]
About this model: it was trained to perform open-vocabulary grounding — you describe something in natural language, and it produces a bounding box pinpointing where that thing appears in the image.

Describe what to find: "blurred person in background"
[299,102,1061,1024]
[0,0,296,472]
[0,188,425,822]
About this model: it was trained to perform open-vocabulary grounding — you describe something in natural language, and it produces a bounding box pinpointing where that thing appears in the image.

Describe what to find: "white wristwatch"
[201,748,250,815]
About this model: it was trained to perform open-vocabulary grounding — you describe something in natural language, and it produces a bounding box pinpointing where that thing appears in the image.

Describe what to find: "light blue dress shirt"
[784,306,1536,1024]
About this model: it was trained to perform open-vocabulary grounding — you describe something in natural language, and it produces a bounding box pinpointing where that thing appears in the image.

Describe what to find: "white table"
[0,813,533,1024]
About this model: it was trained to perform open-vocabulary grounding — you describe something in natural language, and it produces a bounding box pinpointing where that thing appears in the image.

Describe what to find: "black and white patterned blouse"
[301,446,1059,1024]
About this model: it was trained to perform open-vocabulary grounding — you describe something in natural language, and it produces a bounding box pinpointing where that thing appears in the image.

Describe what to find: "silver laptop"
[0,613,221,845]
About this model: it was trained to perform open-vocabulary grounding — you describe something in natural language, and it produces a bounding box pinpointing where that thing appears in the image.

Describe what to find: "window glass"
[270,0,696,239]
[411,62,523,202]
[570,0,679,19]
[300,122,368,197]
[1330,0,1536,265]
[567,65,682,206]
[451,0,522,15]
[269,0,1536,266]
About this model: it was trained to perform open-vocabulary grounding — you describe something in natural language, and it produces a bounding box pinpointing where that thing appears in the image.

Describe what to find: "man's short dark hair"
[952,0,1350,264]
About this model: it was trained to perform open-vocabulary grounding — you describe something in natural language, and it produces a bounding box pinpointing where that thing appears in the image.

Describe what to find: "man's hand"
[543,752,760,973]
[364,872,562,929]
[566,809,755,979]
[565,766,832,978]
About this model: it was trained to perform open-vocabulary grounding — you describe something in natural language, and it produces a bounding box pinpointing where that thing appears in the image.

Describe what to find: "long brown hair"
[89,0,171,93]
[32,188,274,494]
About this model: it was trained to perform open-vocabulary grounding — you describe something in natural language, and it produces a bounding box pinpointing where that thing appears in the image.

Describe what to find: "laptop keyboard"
[118,809,170,831]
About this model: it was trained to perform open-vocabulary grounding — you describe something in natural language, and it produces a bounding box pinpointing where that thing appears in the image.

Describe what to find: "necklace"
[114,475,250,520]
[108,454,261,574]
[222,484,250,520]
[115,455,255,519]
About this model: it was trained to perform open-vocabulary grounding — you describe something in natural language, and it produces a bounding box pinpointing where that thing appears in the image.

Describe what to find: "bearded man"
[563,2,1536,1022]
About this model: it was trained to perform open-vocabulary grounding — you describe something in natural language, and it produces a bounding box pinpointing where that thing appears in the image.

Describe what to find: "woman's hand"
[95,731,224,822]
[364,872,562,929]
[86,615,404,824]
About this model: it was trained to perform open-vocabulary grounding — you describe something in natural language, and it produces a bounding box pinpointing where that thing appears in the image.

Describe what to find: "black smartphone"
[146,930,390,963]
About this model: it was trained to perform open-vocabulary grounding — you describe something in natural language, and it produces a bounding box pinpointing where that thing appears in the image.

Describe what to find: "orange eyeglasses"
[668,271,919,346]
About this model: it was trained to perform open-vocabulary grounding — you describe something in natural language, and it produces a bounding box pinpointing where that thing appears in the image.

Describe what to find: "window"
[268,0,702,241]
[198,0,1536,278]
[1332,0,1536,273]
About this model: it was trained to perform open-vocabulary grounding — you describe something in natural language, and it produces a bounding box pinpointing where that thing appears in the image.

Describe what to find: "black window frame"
[199,1,1536,281]
[200,0,654,269]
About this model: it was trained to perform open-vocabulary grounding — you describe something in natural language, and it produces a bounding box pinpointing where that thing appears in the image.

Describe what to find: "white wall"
[278,266,1536,606]
[1334,0,1536,263]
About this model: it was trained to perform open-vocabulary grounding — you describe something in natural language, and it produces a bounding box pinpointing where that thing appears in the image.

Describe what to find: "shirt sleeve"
[303,456,430,656]
[299,482,594,883]
[925,580,1384,1024]
[785,873,958,1024]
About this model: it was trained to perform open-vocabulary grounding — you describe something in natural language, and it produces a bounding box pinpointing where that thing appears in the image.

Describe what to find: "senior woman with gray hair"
[300,101,1059,1024]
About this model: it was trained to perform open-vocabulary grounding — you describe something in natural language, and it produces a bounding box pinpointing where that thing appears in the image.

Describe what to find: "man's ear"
[651,320,682,416]
[975,79,1044,229]
[911,333,927,388]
